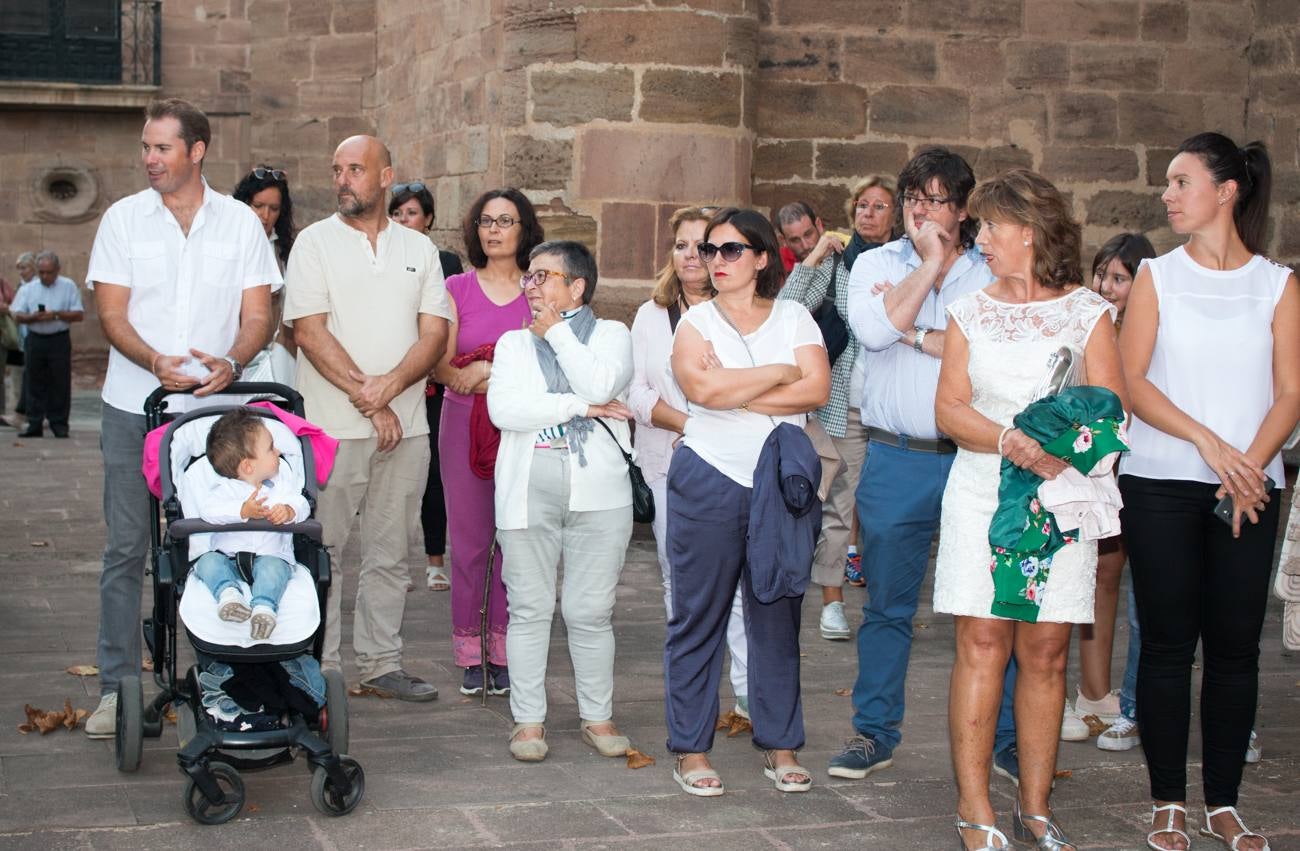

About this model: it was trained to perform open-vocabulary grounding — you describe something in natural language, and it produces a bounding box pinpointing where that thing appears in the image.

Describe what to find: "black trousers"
[25,331,71,429]
[1119,474,1280,806]
[420,388,447,557]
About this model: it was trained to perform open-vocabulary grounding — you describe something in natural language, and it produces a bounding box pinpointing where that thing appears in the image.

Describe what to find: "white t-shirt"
[680,299,825,487]
[283,215,452,440]
[1120,246,1292,486]
[86,181,283,415]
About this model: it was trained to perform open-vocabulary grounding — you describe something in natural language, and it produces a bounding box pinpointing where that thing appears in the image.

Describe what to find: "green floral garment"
[989,386,1128,622]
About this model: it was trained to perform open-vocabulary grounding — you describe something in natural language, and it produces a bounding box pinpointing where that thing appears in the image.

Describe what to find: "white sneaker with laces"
[1097,716,1140,751]
[85,692,117,739]
[1060,704,1090,741]
[819,601,850,641]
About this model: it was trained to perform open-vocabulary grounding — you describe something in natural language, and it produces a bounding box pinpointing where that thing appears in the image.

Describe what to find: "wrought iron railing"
[0,0,160,86]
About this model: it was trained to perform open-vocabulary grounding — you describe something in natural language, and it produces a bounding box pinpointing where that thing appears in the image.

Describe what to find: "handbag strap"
[667,298,682,334]
[592,417,634,465]
[826,252,841,302]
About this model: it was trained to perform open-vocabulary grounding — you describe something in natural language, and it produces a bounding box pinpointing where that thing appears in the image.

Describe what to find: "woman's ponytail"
[1176,133,1272,254]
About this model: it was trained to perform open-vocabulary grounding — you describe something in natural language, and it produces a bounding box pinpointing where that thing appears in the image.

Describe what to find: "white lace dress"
[933,287,1116,623]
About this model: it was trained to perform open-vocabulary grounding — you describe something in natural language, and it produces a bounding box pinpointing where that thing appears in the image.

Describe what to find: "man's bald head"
[332,135,393,219]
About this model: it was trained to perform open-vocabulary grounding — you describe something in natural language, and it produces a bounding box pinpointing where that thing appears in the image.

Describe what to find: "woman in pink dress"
[434,188,544,696]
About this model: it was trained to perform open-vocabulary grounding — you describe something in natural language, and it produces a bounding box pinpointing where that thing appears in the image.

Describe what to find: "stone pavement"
[0,391,1296,850]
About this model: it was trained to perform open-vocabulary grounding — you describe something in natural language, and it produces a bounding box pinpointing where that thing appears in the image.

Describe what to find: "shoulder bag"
[593,417,654,523]
[809,253,849,365]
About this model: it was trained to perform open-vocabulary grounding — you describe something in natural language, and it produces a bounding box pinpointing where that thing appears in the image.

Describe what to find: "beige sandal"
[762,750,812,793]
[580,719,629,757]
[509,723,547,762]
[673,753,724,797]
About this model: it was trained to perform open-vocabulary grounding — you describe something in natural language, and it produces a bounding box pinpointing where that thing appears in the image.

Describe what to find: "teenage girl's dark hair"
[232,165,295,265]
[1091,232,1157,280]
[1176,132,1272,255]
[703,207,785,299]
[462,188,544,271]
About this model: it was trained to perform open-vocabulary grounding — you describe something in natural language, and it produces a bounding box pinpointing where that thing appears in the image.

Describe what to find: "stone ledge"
[0,80,161,111]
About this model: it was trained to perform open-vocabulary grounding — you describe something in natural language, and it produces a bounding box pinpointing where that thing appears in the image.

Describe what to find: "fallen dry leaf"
[65,664,99,677]
[834,688,851,696]
[30,540,49,548]
[17,699,88,735]
[626,747,656,769]
[715,710,753,738]
[1081,714,1109,737]
[245,803,261,814]
[1054,769,1072,779]
[347,684,391,699]
[916,623,929,630]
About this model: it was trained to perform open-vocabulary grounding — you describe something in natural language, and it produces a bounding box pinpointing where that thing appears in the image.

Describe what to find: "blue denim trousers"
[1119,580,1139,720]
[851,441,1016,752]
[194,552,293,612]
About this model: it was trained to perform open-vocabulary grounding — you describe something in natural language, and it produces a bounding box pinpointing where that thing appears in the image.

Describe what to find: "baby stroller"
[114,382,362,824]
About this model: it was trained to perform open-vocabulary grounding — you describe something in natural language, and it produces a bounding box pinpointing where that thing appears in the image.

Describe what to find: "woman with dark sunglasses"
[664,208,830,797]
[388,181,464,593]
[432,188,543,697]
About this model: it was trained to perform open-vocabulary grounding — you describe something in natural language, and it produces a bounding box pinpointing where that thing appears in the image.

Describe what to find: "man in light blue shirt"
[10,250,83,438]
[830,148,1021,785]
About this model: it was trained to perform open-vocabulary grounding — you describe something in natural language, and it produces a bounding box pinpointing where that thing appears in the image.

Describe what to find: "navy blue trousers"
[663,446,805,753]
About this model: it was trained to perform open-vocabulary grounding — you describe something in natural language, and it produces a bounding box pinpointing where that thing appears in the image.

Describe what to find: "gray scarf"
[532,305,598,466]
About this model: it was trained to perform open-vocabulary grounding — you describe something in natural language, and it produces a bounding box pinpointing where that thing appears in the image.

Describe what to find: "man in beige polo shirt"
[284,135,451,700]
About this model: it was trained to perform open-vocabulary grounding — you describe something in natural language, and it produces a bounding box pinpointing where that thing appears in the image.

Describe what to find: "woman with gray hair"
[487,239,636,763]
[2,252,38,426]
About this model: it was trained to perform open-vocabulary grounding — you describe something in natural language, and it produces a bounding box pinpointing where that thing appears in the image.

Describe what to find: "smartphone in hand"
[1213,475,1276,526]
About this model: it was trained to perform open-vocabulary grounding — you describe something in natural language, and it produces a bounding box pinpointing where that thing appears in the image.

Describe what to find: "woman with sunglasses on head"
[432,188,543,697]
[233,165,298,374]
[664,208,830,797]
[389,181,464,593]
[1118,133,1299,851]
[628,207,751,721]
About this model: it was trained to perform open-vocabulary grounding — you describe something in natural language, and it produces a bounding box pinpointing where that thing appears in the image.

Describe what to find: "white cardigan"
[487,318,635,531]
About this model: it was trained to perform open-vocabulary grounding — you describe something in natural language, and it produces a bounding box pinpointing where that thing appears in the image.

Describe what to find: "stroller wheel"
[323,668,349,755]
[184,761,245,825]
[115,674,143,772]
[310,756,365,816]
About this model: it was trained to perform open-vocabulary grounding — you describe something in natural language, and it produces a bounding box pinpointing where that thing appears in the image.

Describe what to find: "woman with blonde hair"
[934,168,1126,849]
[843,175,898,271]
[629,207,749,718]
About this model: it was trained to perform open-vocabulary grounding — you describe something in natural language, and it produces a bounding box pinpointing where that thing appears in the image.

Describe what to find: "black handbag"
[811,253,850,365]
[593,417,654,524]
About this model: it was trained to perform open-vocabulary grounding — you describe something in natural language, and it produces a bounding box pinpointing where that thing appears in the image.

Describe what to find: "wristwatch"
[913,327,929,352]
[223,355,244,381]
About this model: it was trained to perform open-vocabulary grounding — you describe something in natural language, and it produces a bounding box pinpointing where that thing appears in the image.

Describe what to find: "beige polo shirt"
[283,214,452,440]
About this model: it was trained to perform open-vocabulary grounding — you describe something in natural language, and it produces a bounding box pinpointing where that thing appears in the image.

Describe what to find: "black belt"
[29,329,69,337]
[867,427,957,454]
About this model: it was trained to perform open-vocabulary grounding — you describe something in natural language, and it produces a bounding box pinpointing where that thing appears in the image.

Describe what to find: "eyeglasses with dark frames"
[697,241,755,263]
[900,194,957,211]
[392,181,427,196]
[477,214,519,229]
[519,269,572,289]
[252,166,287,181]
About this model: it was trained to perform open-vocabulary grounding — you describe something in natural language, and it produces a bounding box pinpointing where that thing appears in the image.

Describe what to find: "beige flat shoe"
[580,719,629,757]
[509,723,547,762]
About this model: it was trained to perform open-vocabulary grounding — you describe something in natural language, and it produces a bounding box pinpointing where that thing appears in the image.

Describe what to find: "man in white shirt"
[83,98,281,738]
[10,250,83,438]
[284,135,451,701]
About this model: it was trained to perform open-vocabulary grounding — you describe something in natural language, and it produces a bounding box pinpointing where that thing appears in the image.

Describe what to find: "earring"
[1023,239,1030,246]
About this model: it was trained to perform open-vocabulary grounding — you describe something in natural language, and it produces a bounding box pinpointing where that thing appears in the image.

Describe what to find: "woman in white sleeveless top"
[934,169,1126,851]
[1118,133,1300,851]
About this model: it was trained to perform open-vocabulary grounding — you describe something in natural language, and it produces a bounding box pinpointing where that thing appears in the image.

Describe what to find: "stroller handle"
[145,382,305,423]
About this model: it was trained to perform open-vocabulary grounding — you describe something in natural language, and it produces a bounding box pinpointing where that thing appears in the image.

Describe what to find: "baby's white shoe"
[217,588,252,622]
[249,605,277,641]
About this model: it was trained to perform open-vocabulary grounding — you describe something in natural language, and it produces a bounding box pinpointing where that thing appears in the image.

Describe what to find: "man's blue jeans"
[194,552,293,612]
[1119,580,1139,720]
[852,440,1017,752]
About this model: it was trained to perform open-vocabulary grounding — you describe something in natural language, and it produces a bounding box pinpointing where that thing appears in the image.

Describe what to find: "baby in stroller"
[192,408,309,640]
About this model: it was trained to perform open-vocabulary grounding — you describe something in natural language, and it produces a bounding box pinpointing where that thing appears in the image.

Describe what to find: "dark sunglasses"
[392,181,427,196]
[252,166,287,181]
[698,241,754,263]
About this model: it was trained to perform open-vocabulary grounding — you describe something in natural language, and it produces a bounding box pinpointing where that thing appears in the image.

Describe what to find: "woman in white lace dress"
[933,170,1127,851]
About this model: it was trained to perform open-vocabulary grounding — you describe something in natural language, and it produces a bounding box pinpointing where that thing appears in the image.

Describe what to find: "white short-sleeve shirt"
[680,299,825,487]
[86,180,283,415]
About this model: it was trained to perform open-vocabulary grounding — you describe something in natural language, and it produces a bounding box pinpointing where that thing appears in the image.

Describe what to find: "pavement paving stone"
[0,391,1296,849]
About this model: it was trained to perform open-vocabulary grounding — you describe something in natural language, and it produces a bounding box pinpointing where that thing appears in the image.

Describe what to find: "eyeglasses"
[519,269,571,289]
[697,241,754,263]
[900,194,956,211]
[392,181,427,196]
[252,166,287,181]
[477,214,519,229]
[855,202,892,214]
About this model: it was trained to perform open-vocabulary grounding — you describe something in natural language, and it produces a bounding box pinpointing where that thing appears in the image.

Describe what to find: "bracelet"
[150,353,162,375]
[913,327,928,352]
[997,426,1012,456]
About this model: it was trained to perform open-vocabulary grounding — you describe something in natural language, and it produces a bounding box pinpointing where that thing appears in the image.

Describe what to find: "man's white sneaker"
[85,692,117,739]
[1060,705,1090,741]
[1074,686,1122,724]
[1245,729,1261,764]
[1097,716,1140,751]
[819,601,850,641]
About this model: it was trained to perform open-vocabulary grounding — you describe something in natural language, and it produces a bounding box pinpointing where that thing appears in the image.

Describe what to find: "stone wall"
[1246,0,1300,261]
